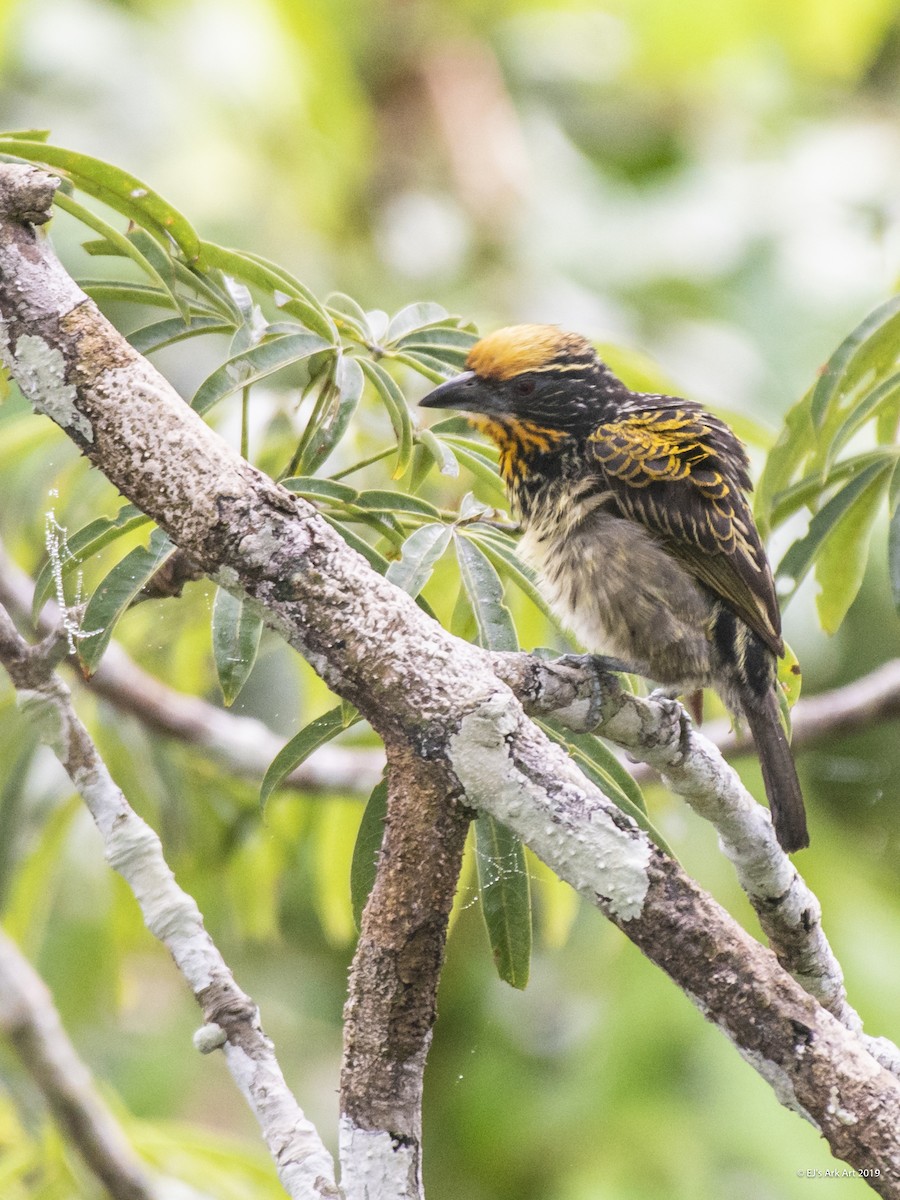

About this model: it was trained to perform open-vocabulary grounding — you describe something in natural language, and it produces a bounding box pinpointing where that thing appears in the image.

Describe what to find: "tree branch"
[2,162,899,1191]
[0,926,160,1200]
[0,602,339,1200]
[492,652,900,1077]
[340,748,469,1199]
[0,538,383,795]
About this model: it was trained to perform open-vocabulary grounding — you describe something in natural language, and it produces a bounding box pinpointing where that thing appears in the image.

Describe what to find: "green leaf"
[396,326,477,355]
[197,242,338,342]
[299,356,364,473]
[416,427,459,477]
[391,350,459,384]
[385,523,452,597]
[776,458,893,603]
[437,436,507,502]
[326,292,372,339]
[81,280,198,311]
[260,704,359,811]
[814,462,892,633]
[191,333,333,415]
[826,370,900,468]
[768,449,897,529]
[0,138,201,259]
[54,191,185,313]
[754,390,816,537]
[78,529,177,675]
[283,477,360,504]
[455,535,517,652]
[475,814,531,989]
[810,294,900,428]
[359,358,414,479]
[212,587,264,706]
[32,504,151,620]
[127,315,233,354]
[463,529,556,621]
[385,302,449,344]
[352,490,443,520]
[321,515,392,575]
[350,779,388,929]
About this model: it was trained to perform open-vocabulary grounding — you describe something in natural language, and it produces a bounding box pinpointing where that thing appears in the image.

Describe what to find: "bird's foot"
[648,691,693,762]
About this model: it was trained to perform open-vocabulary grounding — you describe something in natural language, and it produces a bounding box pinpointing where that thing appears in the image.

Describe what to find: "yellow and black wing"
[588,403,783,655]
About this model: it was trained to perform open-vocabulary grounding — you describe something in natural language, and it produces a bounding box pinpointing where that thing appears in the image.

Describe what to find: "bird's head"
[419,324,627,435]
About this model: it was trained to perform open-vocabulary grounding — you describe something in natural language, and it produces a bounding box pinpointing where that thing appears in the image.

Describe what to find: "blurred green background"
[1,0,900,1197]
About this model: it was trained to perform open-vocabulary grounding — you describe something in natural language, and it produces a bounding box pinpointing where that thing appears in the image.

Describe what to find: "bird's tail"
[742,689,809,853]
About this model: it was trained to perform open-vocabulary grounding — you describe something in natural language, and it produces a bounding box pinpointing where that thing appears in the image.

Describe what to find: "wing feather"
[588,400,783,655]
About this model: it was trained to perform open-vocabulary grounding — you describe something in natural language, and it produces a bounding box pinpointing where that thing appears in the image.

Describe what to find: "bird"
[420,324,809,853]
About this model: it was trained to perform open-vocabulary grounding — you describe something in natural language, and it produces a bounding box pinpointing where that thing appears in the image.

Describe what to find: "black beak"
[419,370,485,412]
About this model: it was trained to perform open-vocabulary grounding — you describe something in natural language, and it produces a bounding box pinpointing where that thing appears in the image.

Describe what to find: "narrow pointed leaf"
[300,356,364,473]
[396,326,477,355]
[54,190,183,311]
[260,704,359,811]
[326,292,372,339]
[283,477,360,504]
[392,351,459,383]
[826,370,900,468]
[197,242,338,342]
[359,358,414,478]
[385,302,449,344]
[128,315,232,354]
[455,535,517,652]
[814,465,892,633]
[0,139,201,258]
[78,530,177,674]
[769,449,896,528]
[385,523,452,597]
[352,491,443,520]
[212,587,264,706]
[475,814,531,989]
[321,515,391,575]
[463,529,556,620]
[191,332,332,415]
[416,427,459,477]
[810,294,900,428]
[437,437,507,502]
[350,779,388,929]
[776,459,893,600]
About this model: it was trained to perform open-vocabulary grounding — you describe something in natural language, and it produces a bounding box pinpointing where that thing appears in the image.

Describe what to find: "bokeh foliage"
[1,2,900,1198]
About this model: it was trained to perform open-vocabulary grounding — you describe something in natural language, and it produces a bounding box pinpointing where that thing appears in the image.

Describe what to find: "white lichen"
[339,1117,419,1200]
[448,692,652,921]
[13,334,92,442]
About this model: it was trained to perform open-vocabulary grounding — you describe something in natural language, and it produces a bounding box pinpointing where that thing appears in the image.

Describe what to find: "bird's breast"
[518,496,717,686]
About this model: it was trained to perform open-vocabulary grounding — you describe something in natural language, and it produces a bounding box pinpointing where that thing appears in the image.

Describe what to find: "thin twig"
[0,927,160,1200]
[0,539,383,795]
[0,602,340,1200]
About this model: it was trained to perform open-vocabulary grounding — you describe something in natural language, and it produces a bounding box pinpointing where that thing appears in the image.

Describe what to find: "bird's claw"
[648,691,693,762]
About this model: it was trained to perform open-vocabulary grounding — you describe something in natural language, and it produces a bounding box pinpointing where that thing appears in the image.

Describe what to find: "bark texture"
[2,164,899,1194]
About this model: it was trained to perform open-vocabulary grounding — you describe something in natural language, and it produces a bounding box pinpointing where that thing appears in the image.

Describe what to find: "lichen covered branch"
[2,163,899,1190]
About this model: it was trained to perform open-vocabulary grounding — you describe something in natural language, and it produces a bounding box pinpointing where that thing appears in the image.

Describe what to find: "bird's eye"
[514,378,536,397]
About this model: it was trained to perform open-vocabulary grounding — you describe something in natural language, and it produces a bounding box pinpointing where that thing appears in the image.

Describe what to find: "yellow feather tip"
[466,324,592,381]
